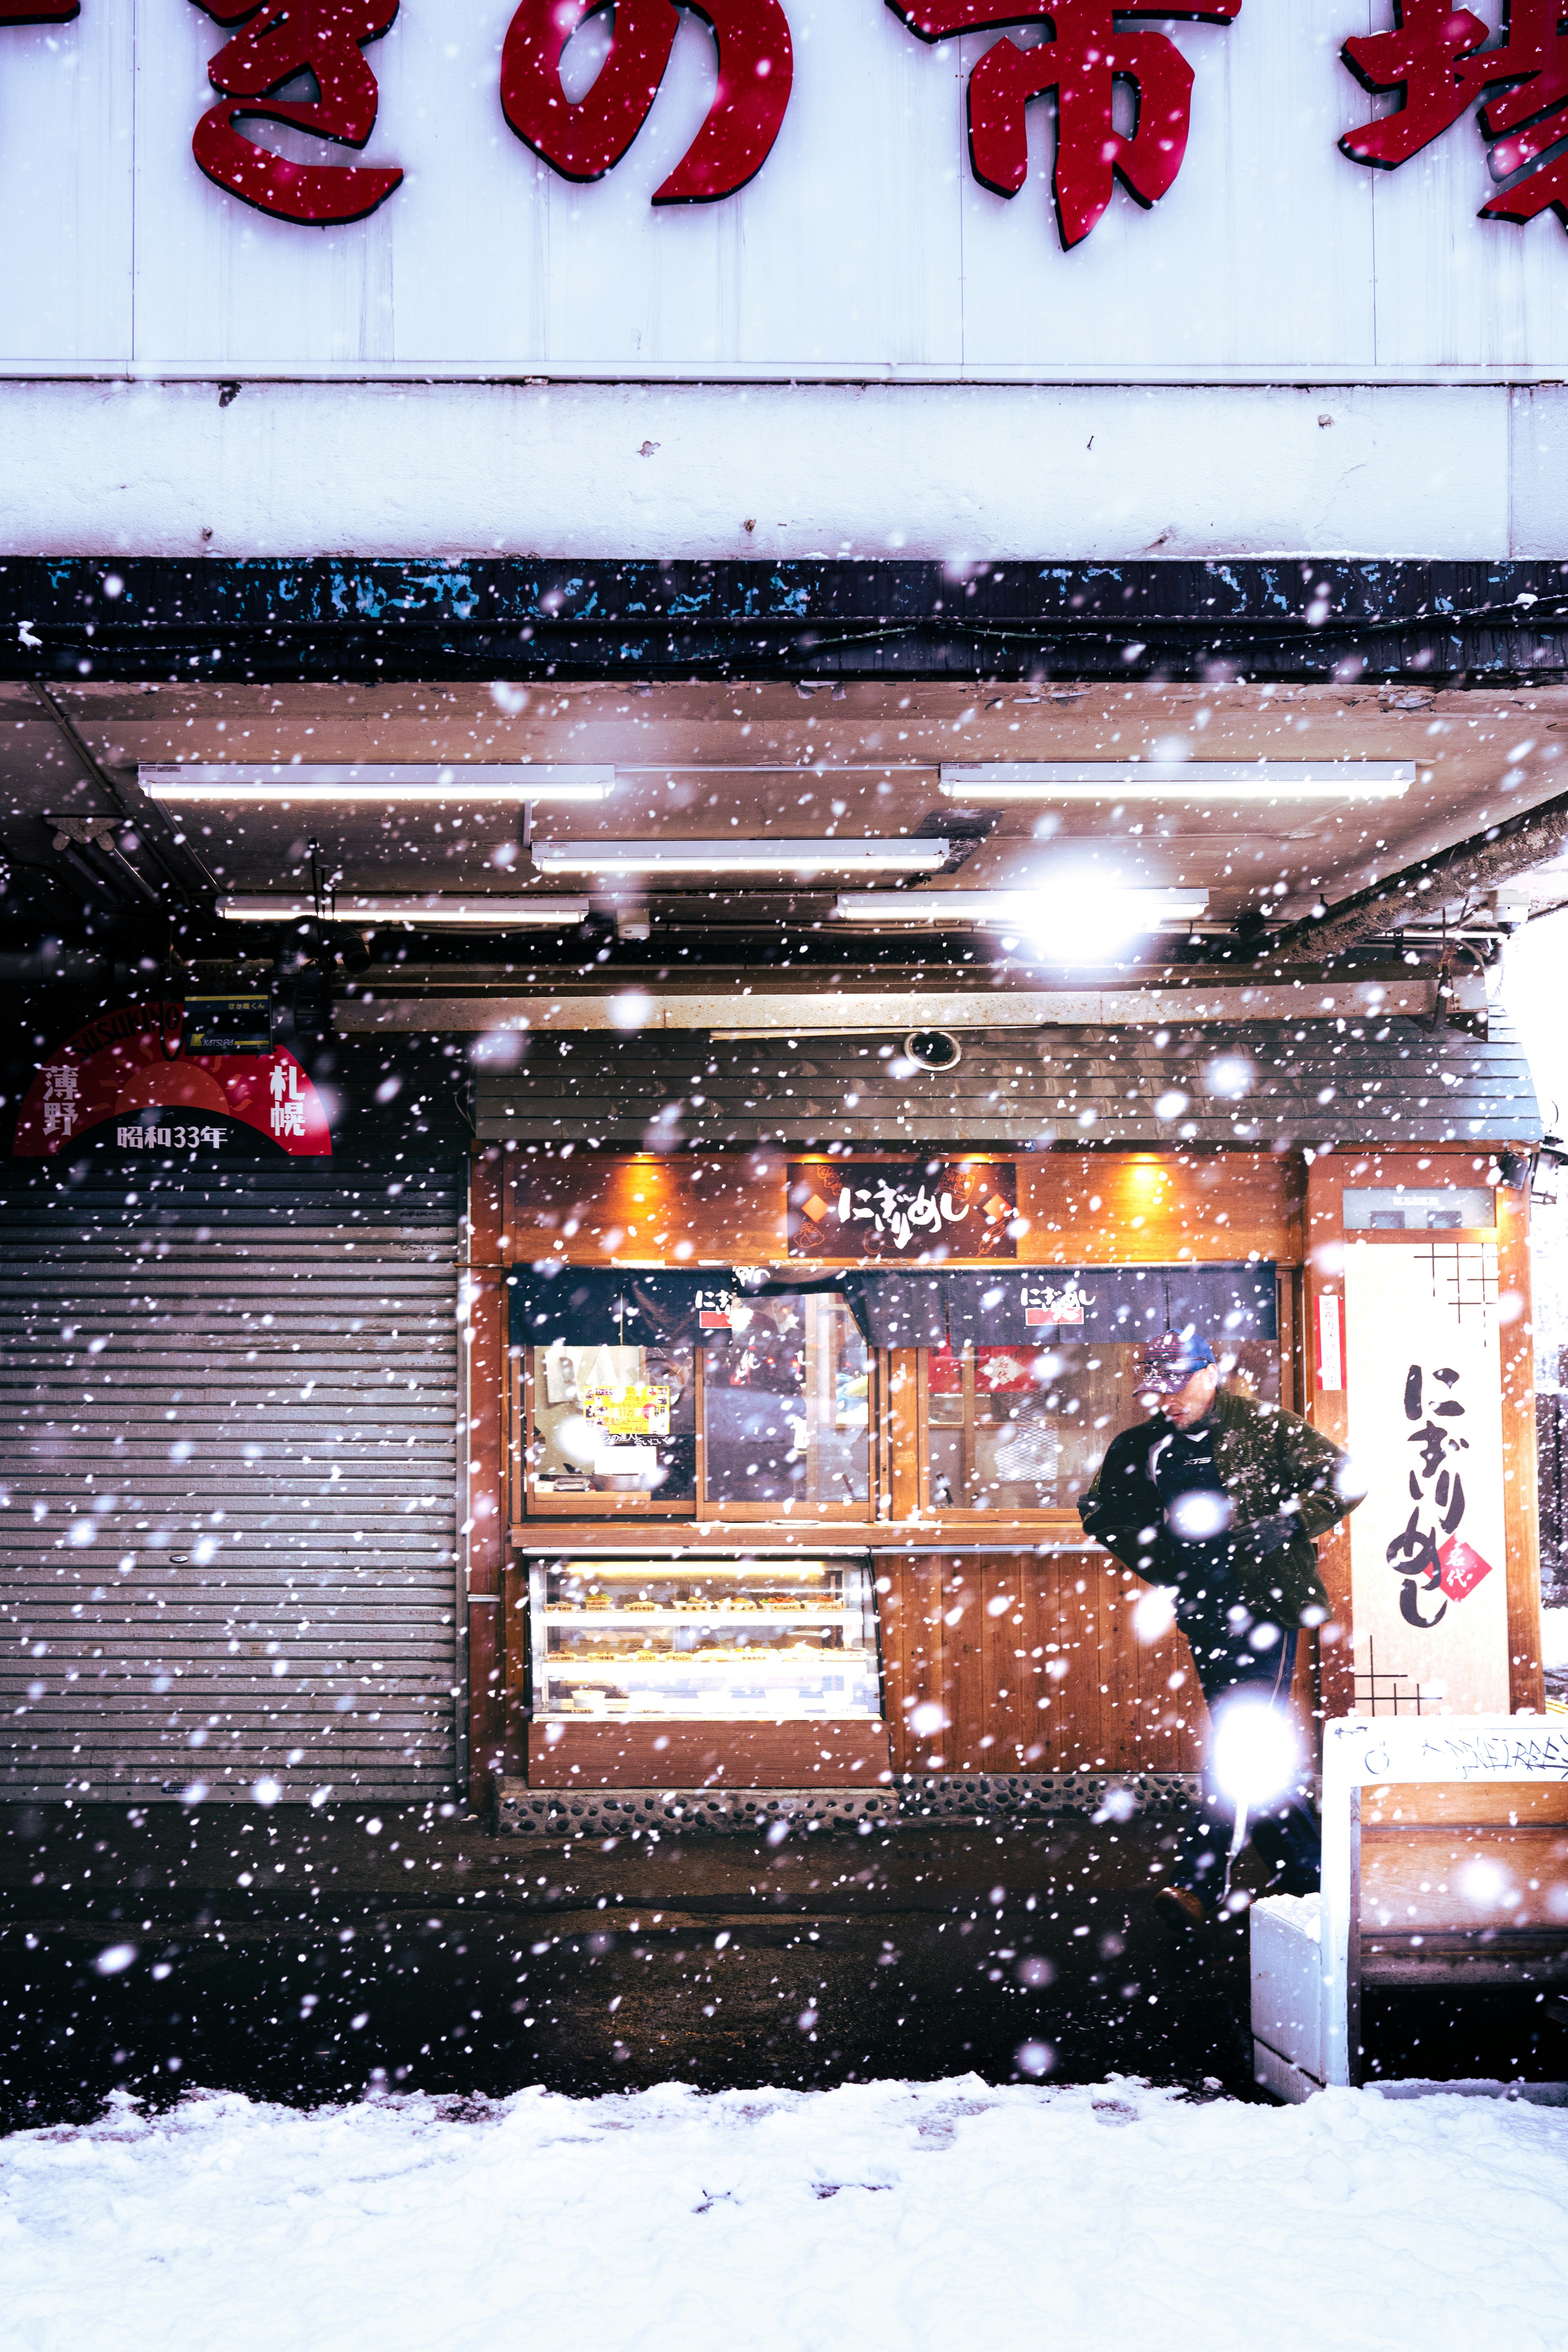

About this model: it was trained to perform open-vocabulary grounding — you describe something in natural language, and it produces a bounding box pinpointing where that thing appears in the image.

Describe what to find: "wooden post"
[886,1348,924,1521]
[466,1143,508,1806]
[1303,1157,1355,1719]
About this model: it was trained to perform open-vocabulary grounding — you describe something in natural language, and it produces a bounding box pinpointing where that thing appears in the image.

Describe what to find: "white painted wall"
[0,378,1563,561]
[7,1,1568,558]
[4,0,1568,380]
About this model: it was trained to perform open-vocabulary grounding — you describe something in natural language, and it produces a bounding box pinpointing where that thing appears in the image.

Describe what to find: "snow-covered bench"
[1251,1715,1568,2101]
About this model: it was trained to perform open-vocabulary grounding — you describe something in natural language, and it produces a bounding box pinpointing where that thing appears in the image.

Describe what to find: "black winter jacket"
[1077,1388,1359,1624]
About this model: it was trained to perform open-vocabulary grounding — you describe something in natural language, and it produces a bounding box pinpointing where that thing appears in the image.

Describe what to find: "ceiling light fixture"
[216,894,592,927]
[142,764,615,804]
[532,838,949,875]
[834,887,1209,929]
[939,762,1415,801]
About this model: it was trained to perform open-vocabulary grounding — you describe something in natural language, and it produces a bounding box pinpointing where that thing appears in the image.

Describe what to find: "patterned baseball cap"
[1136,1330,1218,1395]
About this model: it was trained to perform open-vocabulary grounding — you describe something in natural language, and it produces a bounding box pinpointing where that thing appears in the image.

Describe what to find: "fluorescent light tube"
[532,838,949,875]
[834,888,1209,927]
[217,894,592,927]
[939,763,1414,801]
[142,765,615,804]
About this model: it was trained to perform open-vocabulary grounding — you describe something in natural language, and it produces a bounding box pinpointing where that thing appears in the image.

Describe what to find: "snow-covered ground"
[6,2077,1568,2352]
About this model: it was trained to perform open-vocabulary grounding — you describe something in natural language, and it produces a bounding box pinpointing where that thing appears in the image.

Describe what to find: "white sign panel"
[1343,1241,1510,1720]
[6,0,1568,379]
[1316,1713,1567,2086]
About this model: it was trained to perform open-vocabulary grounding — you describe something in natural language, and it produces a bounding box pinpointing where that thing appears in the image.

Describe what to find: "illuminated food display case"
[528,1556,882,1723]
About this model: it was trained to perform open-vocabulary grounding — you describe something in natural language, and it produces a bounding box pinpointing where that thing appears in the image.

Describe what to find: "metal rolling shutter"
[0,1164,461,1803]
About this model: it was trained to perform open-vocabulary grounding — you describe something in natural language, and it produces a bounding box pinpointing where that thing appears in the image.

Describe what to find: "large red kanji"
[1472,0,1568,226]
[500,0,793,205]
[888,2,1243,249]
[1341,3,1488,167]
[189,0,403,226]
[1343,0,1568,231]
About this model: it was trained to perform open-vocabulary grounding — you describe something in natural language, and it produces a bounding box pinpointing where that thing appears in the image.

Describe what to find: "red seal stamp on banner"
[1438,1537,1496,1604]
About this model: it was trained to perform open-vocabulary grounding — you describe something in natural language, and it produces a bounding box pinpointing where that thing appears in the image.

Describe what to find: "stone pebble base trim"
[492,1770,1204,1837]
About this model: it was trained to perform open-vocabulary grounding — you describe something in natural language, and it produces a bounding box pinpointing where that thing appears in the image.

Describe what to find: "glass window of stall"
[513,1272,873,1523]
[516,1270,699,1516]
[916,1265,1283,1519]
[924,1335,1281,1514]
[701,1291,873,1517]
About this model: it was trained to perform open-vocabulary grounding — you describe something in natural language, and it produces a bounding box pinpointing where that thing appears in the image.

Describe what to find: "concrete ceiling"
[4,675,1566,942]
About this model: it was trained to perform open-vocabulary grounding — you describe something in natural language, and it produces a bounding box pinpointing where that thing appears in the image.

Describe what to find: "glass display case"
[528,1556,882,1722]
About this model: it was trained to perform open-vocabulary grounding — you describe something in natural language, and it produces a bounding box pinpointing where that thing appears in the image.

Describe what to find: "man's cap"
[1136,1330,1217,1395]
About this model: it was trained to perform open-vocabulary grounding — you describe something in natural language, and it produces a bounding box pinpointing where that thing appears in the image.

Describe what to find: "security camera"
[904,1028,963,1072]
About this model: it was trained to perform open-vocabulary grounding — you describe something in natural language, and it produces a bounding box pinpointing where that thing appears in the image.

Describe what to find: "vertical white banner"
[1315,1293,1344,1394]
[1343,1242,1510,1718]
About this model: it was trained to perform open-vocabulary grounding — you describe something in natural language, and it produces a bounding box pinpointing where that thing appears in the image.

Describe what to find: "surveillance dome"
[904,1028,963,1072]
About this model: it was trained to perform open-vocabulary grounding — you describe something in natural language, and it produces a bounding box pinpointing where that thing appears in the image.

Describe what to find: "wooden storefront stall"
[462,1129,1545,1807]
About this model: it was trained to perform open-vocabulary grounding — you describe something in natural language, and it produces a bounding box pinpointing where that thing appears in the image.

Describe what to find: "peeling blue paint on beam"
[0,558,1566,685]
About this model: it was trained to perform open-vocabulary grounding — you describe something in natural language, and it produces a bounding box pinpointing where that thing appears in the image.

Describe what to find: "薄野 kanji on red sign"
[188,0,403,225]
[885,1,1244,250]
[500,0,793,205]
[1343,0,1568,232]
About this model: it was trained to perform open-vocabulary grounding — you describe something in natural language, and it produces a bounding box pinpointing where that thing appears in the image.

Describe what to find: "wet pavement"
[0,1797,1261,2128]
[5,1799,1560,2129]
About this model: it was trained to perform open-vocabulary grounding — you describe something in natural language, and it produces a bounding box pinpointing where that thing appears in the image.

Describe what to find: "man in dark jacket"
[1079,1330,1361,1926]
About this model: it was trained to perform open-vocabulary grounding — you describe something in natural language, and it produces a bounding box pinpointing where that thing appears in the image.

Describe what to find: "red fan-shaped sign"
[12,1000,332,1158]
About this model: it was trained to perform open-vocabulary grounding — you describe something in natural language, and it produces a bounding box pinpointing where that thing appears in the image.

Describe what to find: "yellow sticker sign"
[583,1383,672,1438]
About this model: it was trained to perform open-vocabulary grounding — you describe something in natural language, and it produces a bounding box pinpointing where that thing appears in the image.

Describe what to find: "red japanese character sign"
[501,0,793,204]
[12,1001,332,1161]
[189,0,403,225]
[1343,0,1568,232]
[887,2,1243,249]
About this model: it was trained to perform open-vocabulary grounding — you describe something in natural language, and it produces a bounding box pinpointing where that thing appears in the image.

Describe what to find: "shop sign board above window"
[7,2,1568,378]
[788,1159,1019,1261]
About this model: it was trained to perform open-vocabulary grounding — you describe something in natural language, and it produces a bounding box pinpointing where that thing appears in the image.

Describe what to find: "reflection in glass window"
[530,1339,696,1501]
[703,1294,871,1507]
[925,1339,1280,1512]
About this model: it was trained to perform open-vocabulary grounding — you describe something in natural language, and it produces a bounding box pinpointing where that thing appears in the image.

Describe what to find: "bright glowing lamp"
[1209,1692,1301,1814]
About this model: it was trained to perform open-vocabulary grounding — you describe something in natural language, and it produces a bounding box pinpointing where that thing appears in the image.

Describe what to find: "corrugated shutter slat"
[0,1167,461,1803]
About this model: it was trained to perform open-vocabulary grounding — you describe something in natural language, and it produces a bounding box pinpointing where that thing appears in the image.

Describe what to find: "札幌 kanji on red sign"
[189,0,403,225]
[886,1,1244,249]
[1343,0,1568,232]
